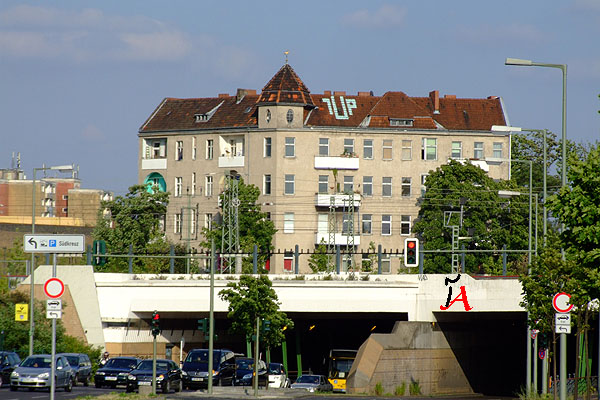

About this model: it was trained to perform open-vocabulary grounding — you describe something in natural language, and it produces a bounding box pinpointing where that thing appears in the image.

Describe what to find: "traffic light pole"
[152,333,157,394]
[208,240,216,394]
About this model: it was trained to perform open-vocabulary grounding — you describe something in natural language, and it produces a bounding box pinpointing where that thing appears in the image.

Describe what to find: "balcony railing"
[315,193,361,207]
[315,232,360,246]
[314,156,359,170]
[218,155,245,168]
[142,158,167,170]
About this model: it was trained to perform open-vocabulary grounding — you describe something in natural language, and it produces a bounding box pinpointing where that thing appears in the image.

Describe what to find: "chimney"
[323,90,331,96]
[218,93,230,98]
[334,91,346,96]
[358,91,371,97]
[236,88,256,103]
[444,94,456,99]
[429,90,440,114]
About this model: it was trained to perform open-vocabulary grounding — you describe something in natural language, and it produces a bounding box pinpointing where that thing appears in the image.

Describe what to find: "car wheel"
[0,376,2,386]
[175,380,183,392]
[162,380,170,394]
[125,385,133,393]
[65,378,72,392]
[83,375,89,386]
[218,377,223,386]
[95,381,101,388]
[10,385,17,391]
[72,374,78,387]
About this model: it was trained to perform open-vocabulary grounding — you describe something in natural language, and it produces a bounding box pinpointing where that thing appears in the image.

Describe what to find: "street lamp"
[30,164,74,356]
[492,125,549,245]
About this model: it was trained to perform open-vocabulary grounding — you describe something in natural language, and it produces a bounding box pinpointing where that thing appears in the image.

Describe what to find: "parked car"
[181,349,235,389]
[10,354,72,392]
[268,362,290,388]
[233,357,253,386]
[94,356,140,388]
[0,351,21,387]
[237,359,268,388]
[58,353,92,386]
[126,359,182,393]
[291,374,333,392]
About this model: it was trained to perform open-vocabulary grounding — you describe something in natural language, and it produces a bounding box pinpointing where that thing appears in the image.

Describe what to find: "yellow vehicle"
[327,349,357,392]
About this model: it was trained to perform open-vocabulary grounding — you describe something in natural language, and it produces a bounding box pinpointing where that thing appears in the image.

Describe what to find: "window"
[343,176,354,193]
[264,137,272,157]
[319,138,329,156]
[402,140,412,160]
[284,213,294,233]
[206,139,214,160]
[362,176,373,196]
[204,213,213,230]
[284,251,294,272]
[174,213,182,234]
[191,173,196,196]
[286,109,294,123]
[474,142,484,159]
[422,138,437,160]
[363,139,373,159]
[401,215,411,235]
[451,141,462,159]
[383,140,393,160]
[381,254,391,274]
[205,176,213,197]
[175,177,182,197]
[176,141,183,160]
[285,137,295,157]
[192,137,197,160]
[342,213,354,234]
[344,138,354,155]
[263,175,271,195]
[390,118,414,127]
[229,139,237,156]
[493,142,503,158]
[284,174,295,195]
[190,211,196,234]
[362,214,372,235]
[317,214,328,233]
[382,215,392,235]
[62,195,68,200]
[318,175,329,194]
[402,177,411,197]
[382,177,392,197]
[421,174,428,196]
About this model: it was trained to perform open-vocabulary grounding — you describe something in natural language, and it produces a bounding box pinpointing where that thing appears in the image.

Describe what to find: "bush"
[395,382,406,396]
[374,381,384,396]
[409,379,421,395]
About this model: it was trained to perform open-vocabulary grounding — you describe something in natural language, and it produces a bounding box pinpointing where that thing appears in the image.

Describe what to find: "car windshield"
[136,360,170,370]
[104,358,137,369]
[66,356,79,366]
[185,350,223,363]
[237,359,253,370]
[268,364,283,374]
[296,375,319,384]
[22,356,51,368]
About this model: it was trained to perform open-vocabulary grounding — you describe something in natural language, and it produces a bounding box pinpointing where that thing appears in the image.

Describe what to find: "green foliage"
[374,381,384,396]
[0,290,100,361]
[409,379,421,395]
[218,275,293,349]
[395,382,406,396]
[201,178,276,273]
[361,241,377,273]
[93,184,186,273]
[413,160,528,274]
[308,240,331,273]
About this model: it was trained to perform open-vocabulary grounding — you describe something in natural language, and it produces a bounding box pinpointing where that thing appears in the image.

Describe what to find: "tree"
[202,178,276,273]
[308,240,331,273]
[218,275,293,349]
[412,160,529,274]
[93,184,186,273]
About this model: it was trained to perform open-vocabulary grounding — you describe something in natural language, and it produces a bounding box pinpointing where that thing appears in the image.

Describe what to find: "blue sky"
[1,1,598,195]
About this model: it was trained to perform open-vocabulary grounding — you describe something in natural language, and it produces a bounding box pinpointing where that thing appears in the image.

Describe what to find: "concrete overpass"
[25,265,526,395]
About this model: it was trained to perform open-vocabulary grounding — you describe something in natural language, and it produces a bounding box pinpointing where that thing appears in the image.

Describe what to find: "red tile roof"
[140,65,506,133]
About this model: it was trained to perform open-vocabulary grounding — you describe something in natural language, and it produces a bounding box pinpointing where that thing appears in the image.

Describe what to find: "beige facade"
[138,64,510,274]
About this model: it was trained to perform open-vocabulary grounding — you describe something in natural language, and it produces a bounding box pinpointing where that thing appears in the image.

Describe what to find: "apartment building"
[138,64,510,274]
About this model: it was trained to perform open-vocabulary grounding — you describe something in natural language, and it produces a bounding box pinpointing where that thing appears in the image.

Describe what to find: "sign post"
[553,292,573,400]
[24,234,83,400]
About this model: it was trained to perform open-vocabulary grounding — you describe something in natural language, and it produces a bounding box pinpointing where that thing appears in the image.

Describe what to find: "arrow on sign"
[558,326,569,333]
[28,237,37,249]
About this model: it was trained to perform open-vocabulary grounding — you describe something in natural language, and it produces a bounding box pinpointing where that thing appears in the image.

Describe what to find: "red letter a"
[439,286,473,311]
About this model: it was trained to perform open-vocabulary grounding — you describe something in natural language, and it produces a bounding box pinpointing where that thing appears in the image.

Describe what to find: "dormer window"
[195,114,209,123]
[390,118,414,127]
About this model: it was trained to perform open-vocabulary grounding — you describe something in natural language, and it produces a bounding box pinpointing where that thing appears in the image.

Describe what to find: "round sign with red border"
[539,348,546,360]
[44,278,64,299]
[553,292,573,313]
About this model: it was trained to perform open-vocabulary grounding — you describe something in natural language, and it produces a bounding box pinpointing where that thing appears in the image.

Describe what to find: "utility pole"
[344,190,355,270]
[183,188,195,274]
[221,172,240,273]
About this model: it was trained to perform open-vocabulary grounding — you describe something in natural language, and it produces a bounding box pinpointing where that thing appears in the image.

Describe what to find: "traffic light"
[151,311,160,337]
[262,319,271,333]
[404,238,419,267]
[197,318,208,333]
[92,240,107,266]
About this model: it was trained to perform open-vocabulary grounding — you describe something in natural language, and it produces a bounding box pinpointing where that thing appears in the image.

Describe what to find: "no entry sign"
[44,278,65,299]
[553,292,573,313]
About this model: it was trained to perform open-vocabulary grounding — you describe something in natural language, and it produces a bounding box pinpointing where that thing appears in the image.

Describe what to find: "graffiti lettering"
[440,274,473,311]
[321,96,357,120]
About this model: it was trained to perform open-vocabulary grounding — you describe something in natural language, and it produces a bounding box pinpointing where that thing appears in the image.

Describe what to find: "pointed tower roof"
[257,64,315,107]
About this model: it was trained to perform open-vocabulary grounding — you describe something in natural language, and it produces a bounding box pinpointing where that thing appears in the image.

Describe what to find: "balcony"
[314,156,359,170]
[218,155,245,168]
[315,232,361,246]
[315,193,361,208]
[142,158,167,170]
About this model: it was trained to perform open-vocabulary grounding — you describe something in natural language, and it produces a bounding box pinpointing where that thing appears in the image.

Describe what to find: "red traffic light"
[407,241,416,249]
[153,313,160,320]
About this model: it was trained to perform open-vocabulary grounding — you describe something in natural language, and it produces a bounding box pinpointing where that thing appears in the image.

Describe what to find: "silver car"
[10,354,73,392]
[290,374,333,392]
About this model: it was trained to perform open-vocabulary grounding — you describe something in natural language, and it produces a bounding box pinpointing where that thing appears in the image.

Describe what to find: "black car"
[94,357,140,388]
[237,359,268,388]
[233,357,254,385]
[0,352,21,387]
[126,359,182,393]
[58,353,92,386]
[182,349,235,389]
